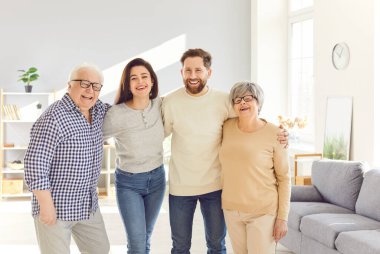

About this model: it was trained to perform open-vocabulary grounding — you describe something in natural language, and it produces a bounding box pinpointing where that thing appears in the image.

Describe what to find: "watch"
[332,42,350,70]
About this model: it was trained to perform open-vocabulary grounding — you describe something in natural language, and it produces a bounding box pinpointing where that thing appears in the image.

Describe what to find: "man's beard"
[184,78,207,95]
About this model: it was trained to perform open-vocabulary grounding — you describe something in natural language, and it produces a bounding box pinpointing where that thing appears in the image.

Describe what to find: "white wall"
[0,0,251,102]
[374,0,380,166]
[314,0,374,163]
[251,0,377,164]
[251,0,288,123]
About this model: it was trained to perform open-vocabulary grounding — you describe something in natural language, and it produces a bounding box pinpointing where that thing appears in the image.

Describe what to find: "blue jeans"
[169,190,227,254]
[115,165,166,254]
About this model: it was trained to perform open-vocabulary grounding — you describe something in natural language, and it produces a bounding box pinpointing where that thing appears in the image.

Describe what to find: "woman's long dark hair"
[114,58,158,104]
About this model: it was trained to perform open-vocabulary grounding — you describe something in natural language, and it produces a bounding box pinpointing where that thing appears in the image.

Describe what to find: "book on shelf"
[2,104,20,120]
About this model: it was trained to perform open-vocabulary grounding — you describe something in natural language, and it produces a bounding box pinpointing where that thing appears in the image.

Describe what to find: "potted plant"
[18,67,40,93]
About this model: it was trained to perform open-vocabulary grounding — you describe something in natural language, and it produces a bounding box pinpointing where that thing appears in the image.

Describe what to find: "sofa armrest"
[291,185,323,202]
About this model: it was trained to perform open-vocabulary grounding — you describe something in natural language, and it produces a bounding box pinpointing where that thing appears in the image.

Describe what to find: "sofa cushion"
[312,160,366,210]
[288,202,353,231]
[300,213,380,249]
[290,185,323,202]
[356,169,380,221]
[301,236,341,254]
[335,229,380,254]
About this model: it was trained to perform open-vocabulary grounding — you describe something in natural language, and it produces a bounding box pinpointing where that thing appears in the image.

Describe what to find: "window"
[290,0,313,12]
[288,1,314,143]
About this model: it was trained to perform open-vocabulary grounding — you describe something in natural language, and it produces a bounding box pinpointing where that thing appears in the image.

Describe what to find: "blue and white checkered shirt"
[24,93,110,221]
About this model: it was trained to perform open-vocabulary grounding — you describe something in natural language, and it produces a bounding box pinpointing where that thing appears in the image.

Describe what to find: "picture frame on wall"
[323,96,353,160]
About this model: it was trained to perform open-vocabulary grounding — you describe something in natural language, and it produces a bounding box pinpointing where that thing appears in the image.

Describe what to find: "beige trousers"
[224,210,276,254]
[34,209,110,254]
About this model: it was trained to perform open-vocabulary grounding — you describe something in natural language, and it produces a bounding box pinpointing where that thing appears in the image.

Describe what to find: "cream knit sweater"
[162,87,233,196]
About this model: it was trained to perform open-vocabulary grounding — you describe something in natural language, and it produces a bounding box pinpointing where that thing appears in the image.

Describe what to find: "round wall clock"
[332,42,350,70]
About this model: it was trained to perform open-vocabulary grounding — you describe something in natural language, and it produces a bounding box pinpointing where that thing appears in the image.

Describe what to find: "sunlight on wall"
[55,34,187,99]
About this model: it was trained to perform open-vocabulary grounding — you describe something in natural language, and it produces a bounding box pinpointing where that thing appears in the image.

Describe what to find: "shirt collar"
[61,93,101,115]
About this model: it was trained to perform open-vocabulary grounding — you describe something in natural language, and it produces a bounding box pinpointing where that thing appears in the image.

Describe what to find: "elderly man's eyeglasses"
[233,95,256,104]
[71,79,103,91]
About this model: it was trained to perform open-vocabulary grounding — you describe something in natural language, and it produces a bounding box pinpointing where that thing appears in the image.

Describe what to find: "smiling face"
[181,57,211,96]
[129,66,154,99]
[233,93,259,119]
[229,82,264,120]
[68,68,101,112]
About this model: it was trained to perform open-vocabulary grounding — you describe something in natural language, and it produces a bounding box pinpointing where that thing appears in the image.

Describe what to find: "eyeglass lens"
[79,80,102,91]
[234,95,255,104]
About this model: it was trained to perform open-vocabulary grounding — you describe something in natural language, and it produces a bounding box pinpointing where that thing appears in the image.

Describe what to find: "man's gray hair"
[229,81,264,113]
[68,62,104,83]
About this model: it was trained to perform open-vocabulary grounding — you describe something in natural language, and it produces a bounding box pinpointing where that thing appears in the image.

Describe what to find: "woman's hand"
[273,218,288,242]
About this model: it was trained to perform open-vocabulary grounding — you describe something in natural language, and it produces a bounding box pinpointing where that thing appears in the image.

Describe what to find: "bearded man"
[162,48,288,254]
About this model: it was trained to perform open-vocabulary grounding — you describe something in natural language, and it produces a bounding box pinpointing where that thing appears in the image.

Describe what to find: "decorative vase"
[24,85,32,93]
[289,128,300,144]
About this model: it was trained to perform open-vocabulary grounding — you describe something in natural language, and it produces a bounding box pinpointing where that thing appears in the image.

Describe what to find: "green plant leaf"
[19,77,29,83]
[323,135,348,160]
[29,75,39,81]
[17,67,39,85]
[28,67,38,73]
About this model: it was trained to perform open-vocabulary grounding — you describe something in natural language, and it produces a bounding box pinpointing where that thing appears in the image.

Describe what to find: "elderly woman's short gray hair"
[229,81,264,113]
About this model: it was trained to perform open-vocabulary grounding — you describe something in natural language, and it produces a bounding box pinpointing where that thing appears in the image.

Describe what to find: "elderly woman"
[219,81,291,254]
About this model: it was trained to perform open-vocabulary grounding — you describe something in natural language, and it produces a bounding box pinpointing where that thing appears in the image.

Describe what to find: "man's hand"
[278,125,289,148]
[39,202,57,225]
[33,190,57,225]
[273,218,288,242]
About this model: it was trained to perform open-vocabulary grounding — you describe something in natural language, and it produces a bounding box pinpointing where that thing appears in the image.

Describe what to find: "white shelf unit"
[0,89,56,199]
[100,144,116,198]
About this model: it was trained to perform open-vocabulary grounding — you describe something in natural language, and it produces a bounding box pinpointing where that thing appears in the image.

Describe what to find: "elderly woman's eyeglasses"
[233,95,256,104]
[71,79,103,91]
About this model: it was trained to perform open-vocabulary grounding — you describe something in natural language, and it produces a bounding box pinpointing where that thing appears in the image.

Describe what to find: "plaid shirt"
[24,94,110,221]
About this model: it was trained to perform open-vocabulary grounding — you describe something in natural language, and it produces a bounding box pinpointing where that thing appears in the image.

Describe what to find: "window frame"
[287,2,314,144]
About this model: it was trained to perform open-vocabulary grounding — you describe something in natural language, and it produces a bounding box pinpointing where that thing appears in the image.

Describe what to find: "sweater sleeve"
[273,136,291,221]
[102,108,115,139]
[161,97,173,137]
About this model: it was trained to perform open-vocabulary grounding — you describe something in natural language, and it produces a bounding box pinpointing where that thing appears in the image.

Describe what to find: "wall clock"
[332,42,350,70]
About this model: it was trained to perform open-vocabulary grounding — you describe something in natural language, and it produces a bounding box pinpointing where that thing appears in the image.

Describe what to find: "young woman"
[103,58,165,254]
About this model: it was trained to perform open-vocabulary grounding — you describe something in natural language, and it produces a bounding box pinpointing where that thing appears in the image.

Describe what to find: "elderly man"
[24,63,110,254]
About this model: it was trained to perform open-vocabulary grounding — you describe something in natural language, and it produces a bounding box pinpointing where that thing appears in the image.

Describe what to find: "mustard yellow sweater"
[219,118,290,221]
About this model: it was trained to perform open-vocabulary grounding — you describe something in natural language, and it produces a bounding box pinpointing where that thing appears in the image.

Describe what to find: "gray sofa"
[280,160,380,254]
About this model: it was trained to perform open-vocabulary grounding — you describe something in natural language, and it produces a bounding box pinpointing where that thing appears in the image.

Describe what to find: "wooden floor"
[0,194,293,253]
